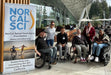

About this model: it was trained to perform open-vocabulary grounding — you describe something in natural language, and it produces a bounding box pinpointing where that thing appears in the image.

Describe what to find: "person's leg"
[86,38,92,55]
[46,40,50,47]
[64,44,69,58]
[75,45,81,58]
[92,43,98,55]
[52,47,57,59]
[96,44,108,56]
[81,45,87,58]
[50,39,54,47]
[58,44,62,58]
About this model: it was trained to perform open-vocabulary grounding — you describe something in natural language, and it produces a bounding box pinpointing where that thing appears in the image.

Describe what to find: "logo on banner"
[10,8,35,30]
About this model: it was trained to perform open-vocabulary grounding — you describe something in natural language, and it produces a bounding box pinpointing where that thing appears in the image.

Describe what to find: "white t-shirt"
[45,27,56,40]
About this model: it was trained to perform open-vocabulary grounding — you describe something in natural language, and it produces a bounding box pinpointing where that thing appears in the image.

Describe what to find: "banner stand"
[2,3,36,74]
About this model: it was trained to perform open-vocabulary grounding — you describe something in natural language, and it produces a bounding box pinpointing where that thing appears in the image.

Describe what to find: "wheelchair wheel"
[104,54,110,66]
[11,51,17,60]
[35,56,45,68]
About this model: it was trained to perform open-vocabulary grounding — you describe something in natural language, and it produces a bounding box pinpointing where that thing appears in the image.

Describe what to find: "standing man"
[57,27,69,59]
[83,22,95,57]
[45,21,56,47]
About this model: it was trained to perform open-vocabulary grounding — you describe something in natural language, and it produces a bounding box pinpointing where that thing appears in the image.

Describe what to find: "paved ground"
[2,59,111,75]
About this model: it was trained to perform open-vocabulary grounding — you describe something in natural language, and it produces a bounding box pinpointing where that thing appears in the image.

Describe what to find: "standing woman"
[82,22,95,57]
[45,21,56,47]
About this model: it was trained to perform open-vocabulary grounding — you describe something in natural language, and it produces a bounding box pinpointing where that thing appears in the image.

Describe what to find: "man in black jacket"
[57,27,69,59]
[72,29,87,63]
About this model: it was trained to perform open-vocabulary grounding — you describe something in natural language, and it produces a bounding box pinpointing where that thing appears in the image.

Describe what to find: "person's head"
[87,22,92,27]
[61,27,65,34]
[77,29,81,35]
[50,21,55,28]
[107,26,110,28]
[12,45,15,48]
[99,29,104,36]
[39,31,45,37]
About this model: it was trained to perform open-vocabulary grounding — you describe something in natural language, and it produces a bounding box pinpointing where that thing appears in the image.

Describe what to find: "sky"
[106,0,111,6]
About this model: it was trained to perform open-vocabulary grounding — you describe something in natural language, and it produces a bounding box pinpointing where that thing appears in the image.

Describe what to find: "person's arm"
[57,33,60,44]
[90,27,95,40]
[35,46,41,56]
[65,33,68,44]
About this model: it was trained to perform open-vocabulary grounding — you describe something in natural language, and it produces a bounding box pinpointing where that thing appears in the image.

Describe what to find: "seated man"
[90,29,110,62]
[57,27,70,59]
[35,31,57,67]
[72,29,87,63]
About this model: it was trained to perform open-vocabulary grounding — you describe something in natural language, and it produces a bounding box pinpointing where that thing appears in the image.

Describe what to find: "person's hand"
[87,34,90,37]
[62,44,66,47]
[36,52,41,56]
[73,47,76,51]
[99,41,103,44]
[96,41,100,44]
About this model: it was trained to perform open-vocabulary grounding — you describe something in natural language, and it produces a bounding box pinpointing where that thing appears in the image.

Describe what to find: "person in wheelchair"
[72,29,88,63]
[90,29,110,62]
[10,45,17,53]
[57,27,70,60]
[35,31,57,66]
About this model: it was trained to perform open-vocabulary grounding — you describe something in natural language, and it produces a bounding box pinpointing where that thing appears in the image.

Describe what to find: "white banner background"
[3,3,36,74]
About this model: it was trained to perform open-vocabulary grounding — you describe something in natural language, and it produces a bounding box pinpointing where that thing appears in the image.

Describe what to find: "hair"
[99,29,104,33]
[61,27,65,30]
[51,21,54,24]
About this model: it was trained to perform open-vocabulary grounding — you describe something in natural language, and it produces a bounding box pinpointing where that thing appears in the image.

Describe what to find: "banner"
[3,3,36,73]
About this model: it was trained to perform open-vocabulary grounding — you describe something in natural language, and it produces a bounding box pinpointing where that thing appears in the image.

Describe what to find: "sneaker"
[83,58,86,62]
[90,56,94,60]
[51,62,57,65]
[88,55,91,60]
[95,57,99,62]
[48,65,52,69]
[80,59,84,62]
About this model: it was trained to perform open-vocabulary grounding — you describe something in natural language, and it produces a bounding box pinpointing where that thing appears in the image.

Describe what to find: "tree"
[89,0,109,19]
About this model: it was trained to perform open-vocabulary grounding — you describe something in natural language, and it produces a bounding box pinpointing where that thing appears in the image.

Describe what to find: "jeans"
[57,44,69,58]
[92,43,108,56]
[46,39,54,47]
[75,45,87,58]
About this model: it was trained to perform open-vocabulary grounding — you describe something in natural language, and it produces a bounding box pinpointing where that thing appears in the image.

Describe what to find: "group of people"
[35,21,110,69]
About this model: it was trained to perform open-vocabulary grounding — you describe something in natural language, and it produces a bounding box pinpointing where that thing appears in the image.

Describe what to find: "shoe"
[88,55,91,60]
[80,59,84,62]
[95,57,99,62]
[83,58,86,62]
[48,65,52,69]
[90,56,94,60]
[51,62,57,65]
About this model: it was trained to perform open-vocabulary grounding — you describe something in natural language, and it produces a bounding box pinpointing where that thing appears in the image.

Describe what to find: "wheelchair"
[92,44,110,66]
[10,49,17,60]
[35,52,51,69]
[57,46,71,61]
[70,46,89,62]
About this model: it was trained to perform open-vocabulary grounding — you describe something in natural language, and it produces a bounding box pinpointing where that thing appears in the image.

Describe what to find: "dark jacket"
[57,32,68,44]
[72,35,87,47]
[94,33,110,45]
[35,36,49,50]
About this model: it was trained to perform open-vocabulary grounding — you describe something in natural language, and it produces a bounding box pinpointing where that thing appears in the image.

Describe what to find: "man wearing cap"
[35,31,57,67]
